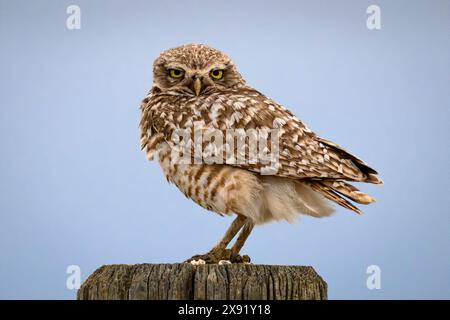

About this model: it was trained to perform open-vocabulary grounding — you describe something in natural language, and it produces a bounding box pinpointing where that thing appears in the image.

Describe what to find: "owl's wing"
[141,89,382,184]
[200,89,382,184]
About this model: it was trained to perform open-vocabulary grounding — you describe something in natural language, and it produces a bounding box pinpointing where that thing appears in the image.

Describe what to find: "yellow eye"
[210,69,224,80]
[169,69,184,79]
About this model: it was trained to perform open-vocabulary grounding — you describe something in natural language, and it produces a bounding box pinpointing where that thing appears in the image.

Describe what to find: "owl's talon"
[184,250,225,264]
[188,259,206,265]
[185,248,250,264]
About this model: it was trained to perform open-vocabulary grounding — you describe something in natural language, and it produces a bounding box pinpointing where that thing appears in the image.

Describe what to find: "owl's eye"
[210,69,224,80]
[168,68,185,79]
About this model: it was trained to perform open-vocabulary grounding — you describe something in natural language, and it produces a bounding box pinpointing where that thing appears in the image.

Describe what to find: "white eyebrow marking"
[208,63,227,70]
[165,63,191,71]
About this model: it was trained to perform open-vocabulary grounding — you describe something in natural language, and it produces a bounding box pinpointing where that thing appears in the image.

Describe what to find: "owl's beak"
[193,77,202,96]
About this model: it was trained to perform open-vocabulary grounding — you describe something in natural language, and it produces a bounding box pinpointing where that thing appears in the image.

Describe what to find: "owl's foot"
[185,248,251,264]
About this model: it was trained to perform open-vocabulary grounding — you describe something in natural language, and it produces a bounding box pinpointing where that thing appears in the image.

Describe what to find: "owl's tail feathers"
[320,181,376,205]
[366,173,384,185]
[306,180,375,215]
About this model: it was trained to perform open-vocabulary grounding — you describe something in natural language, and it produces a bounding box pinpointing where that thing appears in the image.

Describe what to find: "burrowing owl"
[140,44,382,263]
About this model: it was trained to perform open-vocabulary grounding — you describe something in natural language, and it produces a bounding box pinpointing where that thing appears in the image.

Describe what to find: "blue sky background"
[0,0,449,299]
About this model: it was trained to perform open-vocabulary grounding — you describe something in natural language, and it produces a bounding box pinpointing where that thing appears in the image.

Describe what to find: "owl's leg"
[185,215,246,264]
[229,219,254,263]
[212,215,247,251]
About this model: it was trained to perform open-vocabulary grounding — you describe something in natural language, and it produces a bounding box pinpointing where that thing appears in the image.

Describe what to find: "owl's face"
[152,44,245,96]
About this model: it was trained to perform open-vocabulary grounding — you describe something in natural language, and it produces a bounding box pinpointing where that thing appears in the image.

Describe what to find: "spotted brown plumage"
[140,44,382,263]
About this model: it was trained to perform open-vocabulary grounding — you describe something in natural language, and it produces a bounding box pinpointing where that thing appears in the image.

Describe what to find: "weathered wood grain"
[77,263,327,300]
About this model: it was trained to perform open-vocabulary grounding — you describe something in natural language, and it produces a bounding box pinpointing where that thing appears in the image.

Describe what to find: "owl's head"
[152,44,246,96]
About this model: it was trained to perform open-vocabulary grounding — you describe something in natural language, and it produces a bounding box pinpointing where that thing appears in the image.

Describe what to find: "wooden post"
[77,263,327,300]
